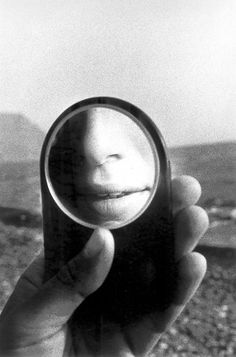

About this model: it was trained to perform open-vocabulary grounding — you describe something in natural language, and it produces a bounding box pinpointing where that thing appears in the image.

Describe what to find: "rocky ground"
[0,222,235,356]
[155,246,236,356]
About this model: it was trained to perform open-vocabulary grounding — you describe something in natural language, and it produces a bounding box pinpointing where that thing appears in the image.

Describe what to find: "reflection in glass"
[47,106,158,228]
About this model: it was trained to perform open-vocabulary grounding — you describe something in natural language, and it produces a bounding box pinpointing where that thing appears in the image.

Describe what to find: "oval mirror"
[44,103,159,229]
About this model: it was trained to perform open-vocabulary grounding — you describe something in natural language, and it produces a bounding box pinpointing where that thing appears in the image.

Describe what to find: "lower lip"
[76,190,150,227]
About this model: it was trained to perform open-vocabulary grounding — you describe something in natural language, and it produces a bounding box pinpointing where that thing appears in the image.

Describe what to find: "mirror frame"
[42,97,169,229]
[40,97,176,325]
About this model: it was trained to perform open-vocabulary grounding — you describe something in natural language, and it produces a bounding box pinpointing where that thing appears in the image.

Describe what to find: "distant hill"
[0,160,40,212]
[0,113,45,162]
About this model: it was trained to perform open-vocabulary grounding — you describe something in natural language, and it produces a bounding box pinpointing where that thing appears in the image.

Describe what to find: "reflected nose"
[80,111,124,167]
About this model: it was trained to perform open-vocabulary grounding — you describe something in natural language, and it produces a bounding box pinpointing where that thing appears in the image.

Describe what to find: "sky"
[1,0,236,147]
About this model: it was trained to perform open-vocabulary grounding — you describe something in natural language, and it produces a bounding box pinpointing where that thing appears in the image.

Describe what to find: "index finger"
[172,175,202,214]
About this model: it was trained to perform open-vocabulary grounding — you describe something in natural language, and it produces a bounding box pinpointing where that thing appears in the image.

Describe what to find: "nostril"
[97,154,121,166]
[77,151,122,167]
[107,154,121,161]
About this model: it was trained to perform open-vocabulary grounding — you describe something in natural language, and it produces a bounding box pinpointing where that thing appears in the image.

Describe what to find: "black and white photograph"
[0,1,235,356]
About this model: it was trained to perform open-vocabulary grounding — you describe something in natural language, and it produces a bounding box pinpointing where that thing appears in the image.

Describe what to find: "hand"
[0,175,209,357]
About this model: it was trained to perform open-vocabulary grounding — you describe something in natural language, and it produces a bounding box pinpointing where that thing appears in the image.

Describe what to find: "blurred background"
[0,1,235,355]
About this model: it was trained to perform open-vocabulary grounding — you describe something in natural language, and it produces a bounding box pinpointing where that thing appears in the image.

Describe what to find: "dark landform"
[0,113,45,162]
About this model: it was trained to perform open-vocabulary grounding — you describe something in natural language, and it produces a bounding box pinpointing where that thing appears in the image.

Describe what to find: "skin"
[50,107,156,227]
[0,175,209,357]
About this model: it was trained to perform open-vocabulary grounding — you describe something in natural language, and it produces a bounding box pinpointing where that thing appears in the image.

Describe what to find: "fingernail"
[83,228,110,258]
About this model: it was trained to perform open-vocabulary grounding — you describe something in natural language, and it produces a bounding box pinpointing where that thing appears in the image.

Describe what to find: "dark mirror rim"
[41,97,168,229]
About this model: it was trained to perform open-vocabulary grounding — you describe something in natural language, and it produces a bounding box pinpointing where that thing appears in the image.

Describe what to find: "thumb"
[0,228,114,346]
[52,227,115,297]
[43,227,115,321]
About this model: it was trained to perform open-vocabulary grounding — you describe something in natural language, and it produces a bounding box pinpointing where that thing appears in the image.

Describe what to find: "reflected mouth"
[75,185,152,226]
[77,188,149,200]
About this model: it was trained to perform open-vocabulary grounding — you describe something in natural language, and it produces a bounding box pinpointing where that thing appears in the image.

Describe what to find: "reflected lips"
[76,185,151,224]
[78,189,148,199]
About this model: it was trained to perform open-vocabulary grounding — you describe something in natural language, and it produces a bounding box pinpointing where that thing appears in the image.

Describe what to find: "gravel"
[154,246,236,356]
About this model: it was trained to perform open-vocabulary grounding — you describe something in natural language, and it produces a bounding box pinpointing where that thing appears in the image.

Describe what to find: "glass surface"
[46,105,159,229]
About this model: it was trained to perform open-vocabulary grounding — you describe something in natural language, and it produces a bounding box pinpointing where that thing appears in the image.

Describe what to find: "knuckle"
[56,262,78,288]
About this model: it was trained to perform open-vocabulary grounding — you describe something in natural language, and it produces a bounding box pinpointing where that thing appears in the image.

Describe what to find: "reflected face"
[48,107,157,228]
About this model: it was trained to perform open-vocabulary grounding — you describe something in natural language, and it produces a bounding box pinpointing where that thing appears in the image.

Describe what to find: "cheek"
[130,143,156,182]
[124,150,156,187]
[126,127,156,169]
